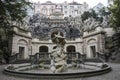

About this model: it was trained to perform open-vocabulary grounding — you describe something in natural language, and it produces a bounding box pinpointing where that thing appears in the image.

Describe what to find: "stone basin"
[3,62,112,79]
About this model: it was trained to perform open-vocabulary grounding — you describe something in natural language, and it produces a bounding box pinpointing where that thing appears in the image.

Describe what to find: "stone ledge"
[3,64,112,79]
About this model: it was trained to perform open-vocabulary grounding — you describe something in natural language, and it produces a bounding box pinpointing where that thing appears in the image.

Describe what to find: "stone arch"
[39,46,48,52]
[87,38,96,44]
[18,39,28,45]
[66,45,76,52]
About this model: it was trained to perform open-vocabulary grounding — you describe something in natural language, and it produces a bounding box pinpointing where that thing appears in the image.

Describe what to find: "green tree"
[0,0,32,39]
[99,7,111,16]
[0,0,32,36]
[0,0,32,24]
[0,0,32,63]
[109,0,120,31]
[81,11,91,21]
[109,0,120,62]
[90,9,98,20]
[81,9,99,22]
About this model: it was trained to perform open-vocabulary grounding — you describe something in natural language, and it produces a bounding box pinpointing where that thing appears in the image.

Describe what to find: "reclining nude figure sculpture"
[50,32,67,73]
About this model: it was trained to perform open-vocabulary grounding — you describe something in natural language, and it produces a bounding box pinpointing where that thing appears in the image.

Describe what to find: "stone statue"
[50,32,67,73]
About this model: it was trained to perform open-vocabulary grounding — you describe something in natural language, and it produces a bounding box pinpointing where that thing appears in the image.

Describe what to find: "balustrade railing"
[29,52,86,64]
[96,52,107,62]
[9,53,20,63]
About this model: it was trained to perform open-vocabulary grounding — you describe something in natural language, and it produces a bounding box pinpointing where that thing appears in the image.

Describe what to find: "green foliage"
[0,0,32,63]
[109,0,120,48]
[108,0,120,62]
[110,32,120,61]
[0,0,32,24]
[81,8,111,23]
[81,11,91,21]
[109,0,120,32]
[0,0,32,39]
[112,32,120,48]
[0,0,32,36]
[105,37,113,49]
[0,49,3,57]
[81,9,99,22]
[90,9,98,19]
[99,7,111,16]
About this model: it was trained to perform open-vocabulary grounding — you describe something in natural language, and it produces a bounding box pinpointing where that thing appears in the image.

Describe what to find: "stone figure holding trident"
[50,31,67,73]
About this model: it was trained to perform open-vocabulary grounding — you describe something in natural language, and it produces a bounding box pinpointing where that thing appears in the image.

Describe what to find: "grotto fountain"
[3,12,112,79]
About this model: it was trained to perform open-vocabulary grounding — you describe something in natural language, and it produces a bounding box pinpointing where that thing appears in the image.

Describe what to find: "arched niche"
[18,39,28,45]
[39,46,48,52]
[66,45,76,52]
[87,39,96,45]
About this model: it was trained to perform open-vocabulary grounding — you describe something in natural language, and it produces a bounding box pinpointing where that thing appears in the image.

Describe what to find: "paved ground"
[0,63,120,80]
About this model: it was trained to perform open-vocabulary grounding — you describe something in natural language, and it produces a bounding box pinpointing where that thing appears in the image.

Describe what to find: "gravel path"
[0,63,120,80]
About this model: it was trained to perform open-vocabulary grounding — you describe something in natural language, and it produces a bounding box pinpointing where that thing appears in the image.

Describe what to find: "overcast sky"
[31,0,108,8]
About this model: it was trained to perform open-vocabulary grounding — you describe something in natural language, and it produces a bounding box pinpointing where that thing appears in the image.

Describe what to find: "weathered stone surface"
[50,32,67,73]
[1,63,120,80]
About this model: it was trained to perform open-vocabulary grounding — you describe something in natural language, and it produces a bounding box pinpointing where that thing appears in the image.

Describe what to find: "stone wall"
[83,27,106,58]
[10,26,106,59]
[11,27,32,59]
[31,39,83,55]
